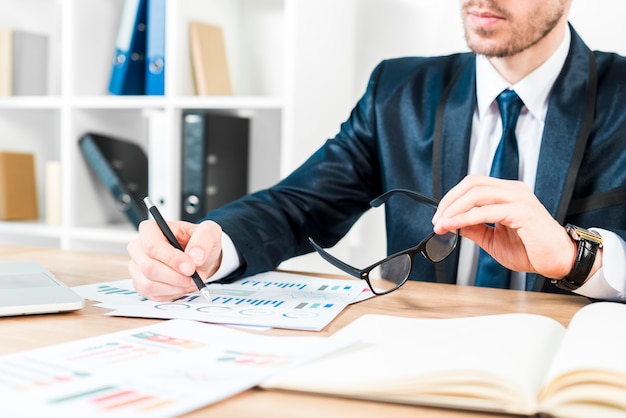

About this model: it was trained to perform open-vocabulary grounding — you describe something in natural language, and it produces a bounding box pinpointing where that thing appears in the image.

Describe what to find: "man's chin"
[466,37,505,57]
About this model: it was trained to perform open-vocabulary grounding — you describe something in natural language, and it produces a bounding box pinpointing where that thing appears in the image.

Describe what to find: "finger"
[128,222,200,299]
[183,220,223,277]
[128,260,184,302]
[127,236,197,294]
[434,176,528,222]
[137,220,198,278]
[128,258,195,302]
[433,187,527,234]
[435,200,516,233]
[433,175,504,220]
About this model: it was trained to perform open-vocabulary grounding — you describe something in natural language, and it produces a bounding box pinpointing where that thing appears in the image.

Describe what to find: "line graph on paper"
[72,271,371,330]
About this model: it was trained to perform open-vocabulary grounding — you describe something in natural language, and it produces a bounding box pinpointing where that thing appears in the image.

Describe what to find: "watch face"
[566,224,603,245]
[558,224,604,292]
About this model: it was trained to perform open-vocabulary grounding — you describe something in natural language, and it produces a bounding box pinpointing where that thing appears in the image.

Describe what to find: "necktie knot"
[497,89,524,132]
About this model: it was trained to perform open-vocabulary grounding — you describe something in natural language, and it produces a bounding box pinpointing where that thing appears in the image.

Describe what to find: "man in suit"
[128,0,626,302]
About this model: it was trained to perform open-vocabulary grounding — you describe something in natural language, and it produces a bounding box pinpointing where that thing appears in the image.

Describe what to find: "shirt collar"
[475,26,571,122]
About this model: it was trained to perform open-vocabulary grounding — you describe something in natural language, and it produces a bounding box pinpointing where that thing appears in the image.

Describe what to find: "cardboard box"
[0,151,39,220]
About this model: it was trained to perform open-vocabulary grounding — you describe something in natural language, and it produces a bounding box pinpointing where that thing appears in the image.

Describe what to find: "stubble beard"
[463,1,566,58]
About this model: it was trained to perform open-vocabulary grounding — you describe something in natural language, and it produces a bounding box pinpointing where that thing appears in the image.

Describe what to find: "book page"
[539,302,626,418]
[263,313,566,415]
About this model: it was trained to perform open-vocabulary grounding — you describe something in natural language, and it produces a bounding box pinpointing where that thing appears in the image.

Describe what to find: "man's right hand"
[127,219,223,301]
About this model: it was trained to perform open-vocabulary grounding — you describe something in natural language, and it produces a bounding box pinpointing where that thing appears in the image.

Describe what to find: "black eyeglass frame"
[308,189,459,296]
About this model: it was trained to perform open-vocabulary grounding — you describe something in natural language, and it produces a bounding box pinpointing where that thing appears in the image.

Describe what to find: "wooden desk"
[1,246,590,418]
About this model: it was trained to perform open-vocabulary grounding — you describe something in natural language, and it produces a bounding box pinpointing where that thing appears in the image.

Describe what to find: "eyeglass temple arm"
[308,237,363,279]
[370,189,439,208]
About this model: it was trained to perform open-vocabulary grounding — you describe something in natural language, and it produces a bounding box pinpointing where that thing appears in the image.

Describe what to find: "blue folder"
[145,0,165,95]
[108,0,147,95]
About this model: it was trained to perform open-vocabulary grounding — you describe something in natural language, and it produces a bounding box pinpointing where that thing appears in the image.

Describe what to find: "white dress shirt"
[213,27,626,300]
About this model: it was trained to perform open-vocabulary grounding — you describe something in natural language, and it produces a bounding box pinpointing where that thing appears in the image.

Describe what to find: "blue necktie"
[475,90,524,288]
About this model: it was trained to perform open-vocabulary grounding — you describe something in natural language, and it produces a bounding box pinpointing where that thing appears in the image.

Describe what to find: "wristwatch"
[552,224,603,291]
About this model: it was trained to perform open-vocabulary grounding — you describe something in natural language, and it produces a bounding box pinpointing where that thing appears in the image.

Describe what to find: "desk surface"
[1,245,590,418]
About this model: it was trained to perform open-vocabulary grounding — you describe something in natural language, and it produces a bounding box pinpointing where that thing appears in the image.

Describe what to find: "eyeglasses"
[309,189,458,296]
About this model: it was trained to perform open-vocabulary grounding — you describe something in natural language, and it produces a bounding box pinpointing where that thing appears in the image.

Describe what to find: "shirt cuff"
[574,228,626,302]
[205,232,241,282]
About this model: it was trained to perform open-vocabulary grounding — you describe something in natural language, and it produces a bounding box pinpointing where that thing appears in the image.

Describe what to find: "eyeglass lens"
[367,254,411,294]
[366,231,457,294]
[425,231,458,262]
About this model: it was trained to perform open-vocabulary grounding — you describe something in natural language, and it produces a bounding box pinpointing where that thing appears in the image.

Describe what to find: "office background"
[0,0,624,275]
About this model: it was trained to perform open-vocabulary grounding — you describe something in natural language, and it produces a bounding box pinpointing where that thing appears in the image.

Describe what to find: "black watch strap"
[552,224,603,291]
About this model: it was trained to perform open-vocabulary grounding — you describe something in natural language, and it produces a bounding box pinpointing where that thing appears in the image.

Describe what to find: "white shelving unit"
[1,0,625,274]
[0,0,288,255]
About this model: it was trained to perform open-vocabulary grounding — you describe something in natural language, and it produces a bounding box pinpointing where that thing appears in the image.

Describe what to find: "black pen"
[143,197,212,302]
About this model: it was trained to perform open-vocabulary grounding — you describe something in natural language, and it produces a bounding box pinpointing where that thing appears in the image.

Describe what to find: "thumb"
[457,224,491,250]
[184,220,223,276]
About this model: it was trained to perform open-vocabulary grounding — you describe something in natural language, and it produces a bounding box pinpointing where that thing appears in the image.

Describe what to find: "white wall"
[569,0,626,55]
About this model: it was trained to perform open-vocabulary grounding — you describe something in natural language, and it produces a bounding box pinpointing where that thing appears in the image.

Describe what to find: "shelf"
[0,97,64,109]
[63,95,283,110]
[68,225,138,243]
[0,221,62,238]
[0,0,290,254]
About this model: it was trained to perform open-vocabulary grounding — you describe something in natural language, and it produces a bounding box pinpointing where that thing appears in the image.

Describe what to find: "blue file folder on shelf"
[145,0,165,95]
[108,0,147,95]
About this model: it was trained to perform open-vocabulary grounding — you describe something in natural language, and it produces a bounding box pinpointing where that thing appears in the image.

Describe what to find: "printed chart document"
[73,271,372,331]
[262,302,626,418]
[0,319,352,418]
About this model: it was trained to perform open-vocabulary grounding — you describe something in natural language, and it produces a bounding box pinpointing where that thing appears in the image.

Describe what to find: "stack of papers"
[1,319,354,418]
[74,271,372,331]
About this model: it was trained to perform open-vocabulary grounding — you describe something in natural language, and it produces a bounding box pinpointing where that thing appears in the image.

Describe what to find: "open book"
[262,302,626,418]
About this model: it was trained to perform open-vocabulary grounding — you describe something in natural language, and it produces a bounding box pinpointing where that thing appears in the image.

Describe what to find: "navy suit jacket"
[207,26,626,293]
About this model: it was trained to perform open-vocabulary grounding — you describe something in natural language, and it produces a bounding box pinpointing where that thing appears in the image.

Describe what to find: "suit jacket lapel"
[433,55,476,283]
[530,26,594,291]
[437,57,477,198]
[534,27,592,221]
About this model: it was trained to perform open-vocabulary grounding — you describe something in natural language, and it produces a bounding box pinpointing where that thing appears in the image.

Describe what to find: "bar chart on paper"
[0,324,206,416]
[73,271,372,330]
[0,319,352,417]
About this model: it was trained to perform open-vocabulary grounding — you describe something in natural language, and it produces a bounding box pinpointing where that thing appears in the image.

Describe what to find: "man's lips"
[468,9,505,28]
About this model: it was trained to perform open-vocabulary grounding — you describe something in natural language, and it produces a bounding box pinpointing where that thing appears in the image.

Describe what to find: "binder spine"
[79,135,146,228]
[181,112,206,222]
[12,30,48,96]
[144,109,176,219]
[204,114,249,212]
[108,0,147,95]
[145,0,165,95]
